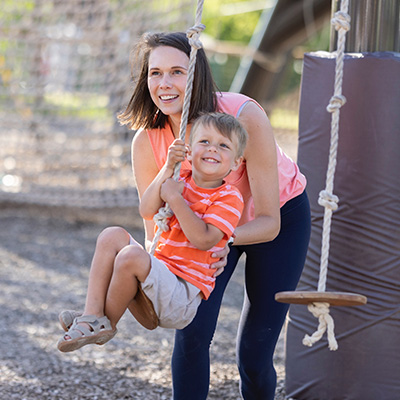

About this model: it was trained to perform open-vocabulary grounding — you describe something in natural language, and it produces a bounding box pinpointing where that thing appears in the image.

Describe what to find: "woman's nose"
[159,74,172,88]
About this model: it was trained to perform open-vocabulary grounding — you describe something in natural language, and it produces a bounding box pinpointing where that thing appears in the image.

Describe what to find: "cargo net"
[0,0,195,209]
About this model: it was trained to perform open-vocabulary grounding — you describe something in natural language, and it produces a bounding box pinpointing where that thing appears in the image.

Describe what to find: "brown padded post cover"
[285,51,400,399]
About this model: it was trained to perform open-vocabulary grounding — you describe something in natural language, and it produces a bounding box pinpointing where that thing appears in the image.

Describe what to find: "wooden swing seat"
[128,283,159,330]
[275,291,367,306]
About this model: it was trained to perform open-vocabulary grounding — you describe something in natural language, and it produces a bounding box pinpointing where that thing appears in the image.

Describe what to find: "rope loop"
[153,206,174,232]
[326,94,346,113]
[186,24,205,49]
[302,302,338,351]
[318,189,339,211]
[331,10,351,32]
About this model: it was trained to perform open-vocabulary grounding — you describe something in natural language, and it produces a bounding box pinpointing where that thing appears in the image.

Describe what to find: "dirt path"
[0,205,286,399]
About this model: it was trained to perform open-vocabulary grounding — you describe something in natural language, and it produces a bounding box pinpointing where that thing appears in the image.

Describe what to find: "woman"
[119,31,311,400]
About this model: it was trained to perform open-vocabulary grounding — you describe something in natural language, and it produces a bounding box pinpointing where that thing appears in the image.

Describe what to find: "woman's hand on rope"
[211,244,230,277]
[166,139,188,172]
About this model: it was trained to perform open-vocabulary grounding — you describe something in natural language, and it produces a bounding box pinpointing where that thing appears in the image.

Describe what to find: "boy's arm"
[161,178,225,251]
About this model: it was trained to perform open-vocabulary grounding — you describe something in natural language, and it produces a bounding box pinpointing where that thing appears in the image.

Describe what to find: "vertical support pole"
[330,0,400,52]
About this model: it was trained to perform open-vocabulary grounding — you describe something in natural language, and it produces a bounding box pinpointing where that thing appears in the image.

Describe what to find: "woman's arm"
[135,137,187,220]
[233,101,281,245]
[132,133,188,251]
[131,129,160,249]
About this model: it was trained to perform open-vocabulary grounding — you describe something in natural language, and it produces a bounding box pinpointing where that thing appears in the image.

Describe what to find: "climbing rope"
[303,0,351,351]
[149,0,205,256]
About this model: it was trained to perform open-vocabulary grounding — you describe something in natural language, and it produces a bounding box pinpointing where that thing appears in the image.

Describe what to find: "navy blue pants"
[171,191,311,399]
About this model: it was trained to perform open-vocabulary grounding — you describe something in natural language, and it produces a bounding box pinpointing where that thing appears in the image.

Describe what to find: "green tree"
[203,0,263,43]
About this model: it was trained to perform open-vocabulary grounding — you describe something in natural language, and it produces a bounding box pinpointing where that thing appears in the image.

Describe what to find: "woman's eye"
[149,71,160,77]
[173,70,183,75]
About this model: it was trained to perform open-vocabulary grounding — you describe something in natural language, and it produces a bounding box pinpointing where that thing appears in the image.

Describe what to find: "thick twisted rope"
[149,0,205,256]
[304,0,350,351]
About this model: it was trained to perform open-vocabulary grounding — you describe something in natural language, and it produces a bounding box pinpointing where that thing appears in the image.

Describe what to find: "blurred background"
[0,0,333,223]
[2,3,400,399]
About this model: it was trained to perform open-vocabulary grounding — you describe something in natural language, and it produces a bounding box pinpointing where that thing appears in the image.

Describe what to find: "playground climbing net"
[0,0,195,209]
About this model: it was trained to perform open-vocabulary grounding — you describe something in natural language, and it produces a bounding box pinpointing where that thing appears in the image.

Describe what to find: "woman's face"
[147,46,189,121]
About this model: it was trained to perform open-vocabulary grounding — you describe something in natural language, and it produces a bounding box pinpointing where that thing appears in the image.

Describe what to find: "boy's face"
[188,123,243,188]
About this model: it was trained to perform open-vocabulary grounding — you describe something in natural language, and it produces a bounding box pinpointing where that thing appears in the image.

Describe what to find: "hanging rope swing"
[128,1,205,330]
[275,0,367,351]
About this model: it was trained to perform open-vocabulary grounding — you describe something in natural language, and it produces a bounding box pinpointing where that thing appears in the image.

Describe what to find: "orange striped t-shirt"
[154,170,244,300]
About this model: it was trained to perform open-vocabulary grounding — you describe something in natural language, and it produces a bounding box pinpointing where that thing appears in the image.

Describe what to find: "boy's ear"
[231,156,243,171]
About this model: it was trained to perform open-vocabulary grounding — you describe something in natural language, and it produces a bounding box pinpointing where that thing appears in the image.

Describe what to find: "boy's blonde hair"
[190,112,248,157]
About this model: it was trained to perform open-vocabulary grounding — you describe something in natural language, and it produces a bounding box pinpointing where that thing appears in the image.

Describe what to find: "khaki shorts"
[141,255,202,329]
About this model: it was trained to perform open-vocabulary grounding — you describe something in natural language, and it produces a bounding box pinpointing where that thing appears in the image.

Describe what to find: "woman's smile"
[159,94,179,102]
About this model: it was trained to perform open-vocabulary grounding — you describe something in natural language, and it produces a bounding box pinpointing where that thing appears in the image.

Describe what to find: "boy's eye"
[199,139,209,144]
[220,143,229,149]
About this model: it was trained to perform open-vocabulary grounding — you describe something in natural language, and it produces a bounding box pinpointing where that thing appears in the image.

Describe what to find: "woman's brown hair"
[118,32,218,130]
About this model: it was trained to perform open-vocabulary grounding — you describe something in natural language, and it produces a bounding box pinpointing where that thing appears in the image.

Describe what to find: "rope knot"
[326,94,347,113]
[318,190,339,211]
[307,302,330,318]
[186,24,205,49]
[153,206,174,232]
[303,302,338,351]
[331,11,351,32]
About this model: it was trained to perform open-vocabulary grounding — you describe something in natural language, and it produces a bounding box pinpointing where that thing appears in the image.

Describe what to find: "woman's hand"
[166,139,188,172]
[211,243,231,277]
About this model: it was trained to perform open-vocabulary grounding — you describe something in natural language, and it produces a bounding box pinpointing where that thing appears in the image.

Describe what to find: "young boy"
[57,112,248,352]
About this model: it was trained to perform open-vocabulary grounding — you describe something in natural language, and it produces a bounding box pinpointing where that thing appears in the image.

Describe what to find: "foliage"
[202,0,263,43]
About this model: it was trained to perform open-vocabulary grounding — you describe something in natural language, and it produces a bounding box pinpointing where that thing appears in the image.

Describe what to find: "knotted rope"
[304,0,350,351]
[303,303,338,351]
[149,0,205,256]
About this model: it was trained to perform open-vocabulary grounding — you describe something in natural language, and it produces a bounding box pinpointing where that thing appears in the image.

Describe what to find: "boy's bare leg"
[83,226,132,317]
[105,244,152,329]
[62,226,132,340]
